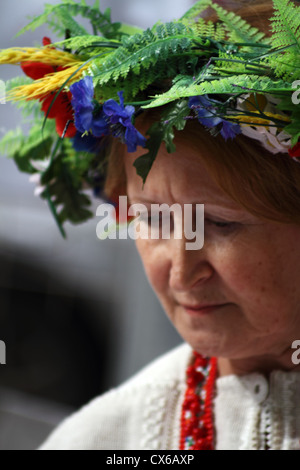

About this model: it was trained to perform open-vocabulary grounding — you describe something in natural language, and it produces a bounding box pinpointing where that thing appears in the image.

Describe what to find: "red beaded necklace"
[179,352,218,450]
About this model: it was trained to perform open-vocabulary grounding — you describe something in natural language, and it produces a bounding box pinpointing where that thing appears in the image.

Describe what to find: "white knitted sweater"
[40,343,300,450]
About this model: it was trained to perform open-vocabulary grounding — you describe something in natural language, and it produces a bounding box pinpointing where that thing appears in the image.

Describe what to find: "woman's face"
[124,136,300,369]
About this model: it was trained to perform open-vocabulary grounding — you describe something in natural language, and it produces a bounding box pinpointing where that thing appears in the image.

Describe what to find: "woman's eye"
[205,218,238,230]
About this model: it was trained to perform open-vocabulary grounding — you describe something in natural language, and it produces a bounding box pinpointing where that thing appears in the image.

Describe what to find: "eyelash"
[139,215,237,230]
[205,218,238,230]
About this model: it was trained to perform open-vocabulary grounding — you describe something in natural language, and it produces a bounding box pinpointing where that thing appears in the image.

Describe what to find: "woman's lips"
[181,303,229,315]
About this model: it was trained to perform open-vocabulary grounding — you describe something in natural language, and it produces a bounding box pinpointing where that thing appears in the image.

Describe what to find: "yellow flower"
[233,93,291,126]
[229,111,291,127]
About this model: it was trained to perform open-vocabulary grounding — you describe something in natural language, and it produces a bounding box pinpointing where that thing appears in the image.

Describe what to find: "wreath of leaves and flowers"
[0,0,300,236]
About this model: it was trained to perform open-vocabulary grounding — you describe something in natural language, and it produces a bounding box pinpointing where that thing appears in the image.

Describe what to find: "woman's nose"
[168,236,214,292]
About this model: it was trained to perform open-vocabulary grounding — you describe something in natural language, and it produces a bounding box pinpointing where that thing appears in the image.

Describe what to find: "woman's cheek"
[210,230,264,279]
[135,240,169,295]
[213,241,287,329]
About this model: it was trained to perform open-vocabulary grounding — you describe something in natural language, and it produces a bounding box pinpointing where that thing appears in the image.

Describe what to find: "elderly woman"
[1,0,300,450]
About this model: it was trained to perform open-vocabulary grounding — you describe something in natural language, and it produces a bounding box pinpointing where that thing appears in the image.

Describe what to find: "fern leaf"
[144,74,291,108]
[266,51,300,80]
[0,127,24,157]
[16,1,78,37]
[122,67,160,98]
[19,120,55,160]
[209,2,269,46]
[45,18,68,38]
[55,8,88,37]
[4,77,42,118]
[214,52,251,75]
[17,3,88,38]
[262,0,300,80]
[0,118,55,176]
[193,18,227,43]
[90,23,195,90]
[5,76,32,91]
[40,140,93,225]
[181,0,212,20]
[271,0,300,52]
[118,23,143,37]
[53,35,120,57]
[15,99,43,119]
[16,0,122,40]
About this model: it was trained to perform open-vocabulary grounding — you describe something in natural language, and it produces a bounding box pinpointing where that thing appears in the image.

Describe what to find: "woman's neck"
[217,345,300,377]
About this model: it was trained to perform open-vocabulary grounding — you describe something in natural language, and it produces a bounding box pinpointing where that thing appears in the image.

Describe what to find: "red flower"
[42,37,52,47]
[21,38,76,138]
[40,91,76,138]
[288,142,300,158]
[21,61,59,80]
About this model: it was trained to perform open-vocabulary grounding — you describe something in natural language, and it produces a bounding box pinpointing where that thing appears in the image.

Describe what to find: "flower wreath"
[1,0,300,236]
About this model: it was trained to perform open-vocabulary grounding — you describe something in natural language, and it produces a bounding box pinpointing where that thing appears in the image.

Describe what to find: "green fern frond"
[90,22,196,93]
[16,0,122,40]
[209,2,270,47]
[190,17,227,42]
[264,0,300,80]
[263,0,300,81]
[118,23,143,37]
[154,21,192,39]
[266,51,300,80]
[16,1,87,38]
[271,0,300,51]
[209,21,226,42]
[40,139,93,225]
[181,0,212,20]
[45,18,68,38]
[55,8,89,37]
[0,79,56,156]
[122,68,157,98]
[214,52,251,75]
[0,116,56,176]
[20,120,56,160]
[5,77,43,118]
[53,34,101,50]
[53,35,120,56]
[15,99,43,120]
[144,74,291,108]
[0,127,24,157]
[96,53,196,102]
[5,76,32,91]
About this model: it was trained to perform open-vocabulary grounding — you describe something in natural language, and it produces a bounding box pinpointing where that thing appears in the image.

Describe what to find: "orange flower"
[21,38,76,138]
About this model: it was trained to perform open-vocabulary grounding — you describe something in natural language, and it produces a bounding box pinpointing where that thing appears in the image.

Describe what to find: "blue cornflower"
[188,95,241,141]
[70,76,109,138]
[103,91,147,152]
[221,120,241,140]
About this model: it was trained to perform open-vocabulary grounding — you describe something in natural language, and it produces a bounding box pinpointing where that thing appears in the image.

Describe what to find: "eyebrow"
[128,195,243,211]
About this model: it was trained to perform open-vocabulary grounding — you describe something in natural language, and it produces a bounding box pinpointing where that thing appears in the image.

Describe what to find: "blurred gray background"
[0,0,194,450]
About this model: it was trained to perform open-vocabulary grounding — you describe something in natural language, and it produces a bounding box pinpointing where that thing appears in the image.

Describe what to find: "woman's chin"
[169,303,243,357]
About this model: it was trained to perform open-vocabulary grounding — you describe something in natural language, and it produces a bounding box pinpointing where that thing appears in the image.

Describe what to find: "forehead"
[124,137,244,213]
